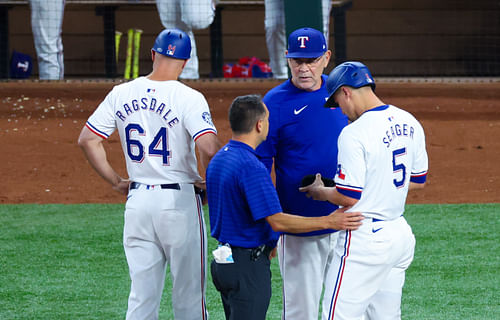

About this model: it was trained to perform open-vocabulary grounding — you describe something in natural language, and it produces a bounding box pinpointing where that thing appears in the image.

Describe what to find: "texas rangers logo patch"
[336,164,346,180]
[202,112,214,126]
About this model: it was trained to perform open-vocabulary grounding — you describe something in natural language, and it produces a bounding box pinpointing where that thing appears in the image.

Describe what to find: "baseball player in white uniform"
[78,29,221,320]
[300,61,428,319]
[30,0,65,79]
[155,0,215,79]
[264,0,332,79]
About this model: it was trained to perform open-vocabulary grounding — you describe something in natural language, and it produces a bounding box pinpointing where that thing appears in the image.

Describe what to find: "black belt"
[129,182,180,190]
[223,243,273,261]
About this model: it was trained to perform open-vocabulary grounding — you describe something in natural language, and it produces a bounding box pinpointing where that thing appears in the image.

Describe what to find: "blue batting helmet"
[286,27,327,58]
[324,61,376,108]
[152,28,191,60]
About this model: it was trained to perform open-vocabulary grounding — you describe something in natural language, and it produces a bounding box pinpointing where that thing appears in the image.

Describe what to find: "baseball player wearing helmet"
[301,61,428,319]
[78,29,221,320]
[30,0,65,79]
[255,27,348,320]
[264,0,332,79]
[155,0,215,79]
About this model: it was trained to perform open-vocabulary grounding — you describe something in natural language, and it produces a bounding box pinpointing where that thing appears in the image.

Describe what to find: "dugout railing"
[0,0,352,79]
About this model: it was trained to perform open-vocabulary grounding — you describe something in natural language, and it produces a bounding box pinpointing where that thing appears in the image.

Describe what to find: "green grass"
[0,204,498,319]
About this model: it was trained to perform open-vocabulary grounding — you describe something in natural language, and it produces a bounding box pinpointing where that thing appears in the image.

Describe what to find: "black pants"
[210,246,272,320]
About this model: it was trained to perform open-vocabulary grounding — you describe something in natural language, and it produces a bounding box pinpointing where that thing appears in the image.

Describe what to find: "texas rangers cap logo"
[297,36,309,48]
[166,44,176,56]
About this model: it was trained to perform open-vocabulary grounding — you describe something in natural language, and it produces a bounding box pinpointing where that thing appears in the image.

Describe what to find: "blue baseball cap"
[286,27,327,58]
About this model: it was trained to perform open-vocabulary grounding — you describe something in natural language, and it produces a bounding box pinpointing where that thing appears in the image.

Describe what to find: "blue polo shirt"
[256,75,348,236]
[206,140,282,248]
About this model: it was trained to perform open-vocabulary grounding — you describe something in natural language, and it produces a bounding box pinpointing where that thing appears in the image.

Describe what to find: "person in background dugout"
[155,0,215,79]
[30,0,65,80]
[206,94,363,320]
[264,0,332,79]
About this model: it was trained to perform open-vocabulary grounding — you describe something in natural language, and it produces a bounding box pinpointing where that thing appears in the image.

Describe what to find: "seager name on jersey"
[115,97,179,127]
[383,123,414,148]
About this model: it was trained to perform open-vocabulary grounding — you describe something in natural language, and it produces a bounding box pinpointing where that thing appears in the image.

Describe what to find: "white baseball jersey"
[334,104,428,220]
[85,77,217,185]
[322,104,428,319]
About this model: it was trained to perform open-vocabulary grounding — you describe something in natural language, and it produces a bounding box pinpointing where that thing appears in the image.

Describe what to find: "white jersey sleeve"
[85,77,217,185]
[334,105,428,220]
[182,90,217,141]
[85,87,118,139]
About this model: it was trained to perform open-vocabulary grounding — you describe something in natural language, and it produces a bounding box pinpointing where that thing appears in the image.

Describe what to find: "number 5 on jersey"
[125,123,171,165]
[392,147,406,188]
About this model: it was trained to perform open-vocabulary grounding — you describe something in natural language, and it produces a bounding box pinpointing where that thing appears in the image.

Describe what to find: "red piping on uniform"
[331,230,351,319]
[194,130,216,142]
[195,194,208,320]
[85,123,107,139]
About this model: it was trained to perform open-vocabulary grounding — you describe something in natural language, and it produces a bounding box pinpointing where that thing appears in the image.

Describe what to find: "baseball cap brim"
[286,51,325,59]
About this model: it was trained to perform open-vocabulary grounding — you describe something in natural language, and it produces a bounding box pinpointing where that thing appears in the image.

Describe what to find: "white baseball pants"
[30,0,65,80]
[278,232,339,320]
[322,216,415,320]
[124,183,208,320]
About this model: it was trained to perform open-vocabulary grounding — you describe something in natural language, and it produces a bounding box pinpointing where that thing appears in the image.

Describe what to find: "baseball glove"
[300,174,336,188]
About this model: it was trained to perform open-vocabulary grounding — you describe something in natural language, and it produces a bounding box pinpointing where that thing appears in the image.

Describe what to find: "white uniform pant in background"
[124,184,208,320]
[278,232,339,320]
[30,0,65,80]
[322,216,415,320]
[156,0,215,79]
[264,0,332,79]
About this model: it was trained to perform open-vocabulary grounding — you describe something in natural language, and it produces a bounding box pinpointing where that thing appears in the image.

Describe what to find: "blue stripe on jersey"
[85,121,109,139]
[206,140,281,248]
[410,171,427,184]
[193,128,216,141]
[336,184,362,200]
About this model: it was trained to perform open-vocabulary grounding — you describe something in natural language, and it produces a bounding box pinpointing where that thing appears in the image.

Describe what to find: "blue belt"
[130,182,180,190]
[371,214,403,222]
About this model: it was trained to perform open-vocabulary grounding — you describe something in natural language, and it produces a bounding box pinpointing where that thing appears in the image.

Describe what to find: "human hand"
[194,180,208,205]
[113,178,130,195]
[269,247,277,260]
[299,173,328,201]
[327,206,364,230]
[194,180,206,190]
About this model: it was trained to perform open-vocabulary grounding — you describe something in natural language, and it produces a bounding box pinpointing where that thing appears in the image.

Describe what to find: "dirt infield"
[1,79,499,204]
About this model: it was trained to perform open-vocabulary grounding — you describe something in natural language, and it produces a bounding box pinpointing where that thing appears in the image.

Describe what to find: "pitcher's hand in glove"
[301,174,335,188]
[299,173,334,201]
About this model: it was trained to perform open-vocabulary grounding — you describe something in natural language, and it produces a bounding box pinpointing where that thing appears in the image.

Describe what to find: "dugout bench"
[0,0,352,79]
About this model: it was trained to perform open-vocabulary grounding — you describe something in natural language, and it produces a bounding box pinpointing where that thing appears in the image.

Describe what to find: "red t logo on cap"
[297,36,309,48]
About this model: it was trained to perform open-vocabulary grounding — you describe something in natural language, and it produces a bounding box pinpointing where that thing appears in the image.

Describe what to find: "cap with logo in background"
[286,27,327,59]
